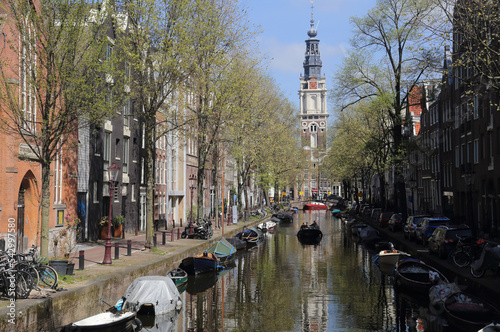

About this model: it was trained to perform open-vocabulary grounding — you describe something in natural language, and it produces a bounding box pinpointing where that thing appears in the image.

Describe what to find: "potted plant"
[112,215,126,237]
[100,217,109,240]
[50,213,81,276]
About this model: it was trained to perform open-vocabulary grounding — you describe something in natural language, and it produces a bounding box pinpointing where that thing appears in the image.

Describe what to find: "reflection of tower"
[298,3,329,199]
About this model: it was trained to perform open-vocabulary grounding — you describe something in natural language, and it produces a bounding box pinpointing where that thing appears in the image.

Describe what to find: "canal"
[149,211,453,331]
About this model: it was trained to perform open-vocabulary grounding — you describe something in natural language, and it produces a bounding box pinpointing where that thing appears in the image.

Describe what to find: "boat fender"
[134,317,143,331]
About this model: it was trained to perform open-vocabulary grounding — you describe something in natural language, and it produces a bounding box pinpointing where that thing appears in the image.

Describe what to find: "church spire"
[303,1,322,81]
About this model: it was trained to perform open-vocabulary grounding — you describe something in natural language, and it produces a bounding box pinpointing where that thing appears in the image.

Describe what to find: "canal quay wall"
[0,220,261,332]
[350,213,500,307]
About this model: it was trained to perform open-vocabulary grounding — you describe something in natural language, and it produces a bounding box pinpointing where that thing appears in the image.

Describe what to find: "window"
[20,24,36,132]
[474,95,479,119]
[131,184,136,202]
[474,139,479,164]
[104,132,111,170]
[123,138,129,174]
[56,210,64,226]
[93,181,99,203]
[54,140,63,204]
[455,146,459,167]
[310,124,317,132]
[124,97,131,127]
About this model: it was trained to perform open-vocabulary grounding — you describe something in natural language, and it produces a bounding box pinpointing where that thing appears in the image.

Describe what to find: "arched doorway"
[17,171,38,253]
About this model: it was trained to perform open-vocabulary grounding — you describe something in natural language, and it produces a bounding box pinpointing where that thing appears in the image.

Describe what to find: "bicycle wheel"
[13,270,33,299]
[16,263,39,288]
[38,265,58,289]
[452,250,472,268]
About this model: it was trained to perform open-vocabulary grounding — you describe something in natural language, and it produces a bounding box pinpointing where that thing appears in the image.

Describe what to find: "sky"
[239,0,378,110]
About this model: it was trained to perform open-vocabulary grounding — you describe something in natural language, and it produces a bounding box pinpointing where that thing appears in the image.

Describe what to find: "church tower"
[298,5,329,200]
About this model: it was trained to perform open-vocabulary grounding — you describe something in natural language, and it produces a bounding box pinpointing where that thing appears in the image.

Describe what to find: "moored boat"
[235,227,263,244]
[225,237,246,250]
[206,238,236,264]
[123,276,182,315]
[273,211,294,222]
[297,222,323,245]
[394,258,449,295]
[257,220,277,232]
[179,252,219,275]
[373,243,411,268]
[303,201,328,210]
[64,311,137,332]
[444,292,500,332]
[167,267,188,287]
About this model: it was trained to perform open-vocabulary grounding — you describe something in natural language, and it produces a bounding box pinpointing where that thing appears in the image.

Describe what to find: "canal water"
[147,211,454,331]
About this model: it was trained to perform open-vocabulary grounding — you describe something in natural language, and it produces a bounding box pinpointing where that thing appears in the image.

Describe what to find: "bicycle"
[449,235,485,268]
[10,246,58,289]
[0,259,33,299]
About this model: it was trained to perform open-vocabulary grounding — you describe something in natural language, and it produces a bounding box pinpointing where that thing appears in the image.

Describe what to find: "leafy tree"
[115,0,193,247]
[331,0,441,211]
[0,0,111,257]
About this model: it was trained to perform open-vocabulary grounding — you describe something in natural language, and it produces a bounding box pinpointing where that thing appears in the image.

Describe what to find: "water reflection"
[171,211,457,331]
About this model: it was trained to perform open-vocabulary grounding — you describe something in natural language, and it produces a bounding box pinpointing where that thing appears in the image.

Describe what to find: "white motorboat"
[67,311,136,331]
[373,243,411,267]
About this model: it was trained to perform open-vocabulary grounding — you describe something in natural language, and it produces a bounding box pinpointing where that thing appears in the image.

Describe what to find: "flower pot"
[113,224,123,237]
[101,226,109,240]
[66,263,75,276]
[49,260,68,276]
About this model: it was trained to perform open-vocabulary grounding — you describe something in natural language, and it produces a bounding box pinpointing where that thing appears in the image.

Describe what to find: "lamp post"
[462,170,475,236]
[103,163,120,265]
[189,174,197,224]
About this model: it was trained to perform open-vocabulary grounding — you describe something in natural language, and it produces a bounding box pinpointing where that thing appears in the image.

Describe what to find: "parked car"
[388,213,404,232]
[370,208,382,223]
[403,215,430,241]
[428,225,472,258]
[378,212,394,227]
[415,217,451,245]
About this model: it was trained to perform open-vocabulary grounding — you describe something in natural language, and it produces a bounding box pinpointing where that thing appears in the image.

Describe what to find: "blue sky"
[240,0,377,110]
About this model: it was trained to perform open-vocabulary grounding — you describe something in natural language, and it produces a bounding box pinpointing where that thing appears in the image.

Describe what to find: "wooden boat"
[331,209,343,217]
[394,258,449,295]
[373,243,411,268]
[358,225,382,246]
[257,220,276,232]
[303,201,328,210]
[206,238,236,264]
[225,237,246,250]
[65,311,137,332]
[272,212,294,222]
[297,223,323,244]
[235,227,263,244]
[167,267,188,286]
[444,292,500,332]
[179,252,219,275]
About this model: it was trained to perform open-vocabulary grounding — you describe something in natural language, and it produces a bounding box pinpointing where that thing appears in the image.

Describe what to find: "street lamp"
[189,174,197,224]
[103,163,120,265]
[462,170,475,235]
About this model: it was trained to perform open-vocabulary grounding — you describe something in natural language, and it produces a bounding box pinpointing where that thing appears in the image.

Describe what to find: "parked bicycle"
[7,245,58,290]
[449,235,485,268]
[0,255,33,299]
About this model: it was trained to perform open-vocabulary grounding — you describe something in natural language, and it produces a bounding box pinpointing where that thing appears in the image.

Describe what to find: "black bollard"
[79,250,85,270]
[153,233,157,247]
[162,232,166,245]
[127,240,132,256]
[115,243,119,260]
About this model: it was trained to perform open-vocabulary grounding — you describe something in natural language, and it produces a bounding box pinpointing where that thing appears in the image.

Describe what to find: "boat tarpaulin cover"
[123,276,181,315]
[206,238,236,258]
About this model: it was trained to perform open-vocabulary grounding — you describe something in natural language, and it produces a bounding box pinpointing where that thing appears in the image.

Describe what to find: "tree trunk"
[40,163,52,258]
[144,119,155,249]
